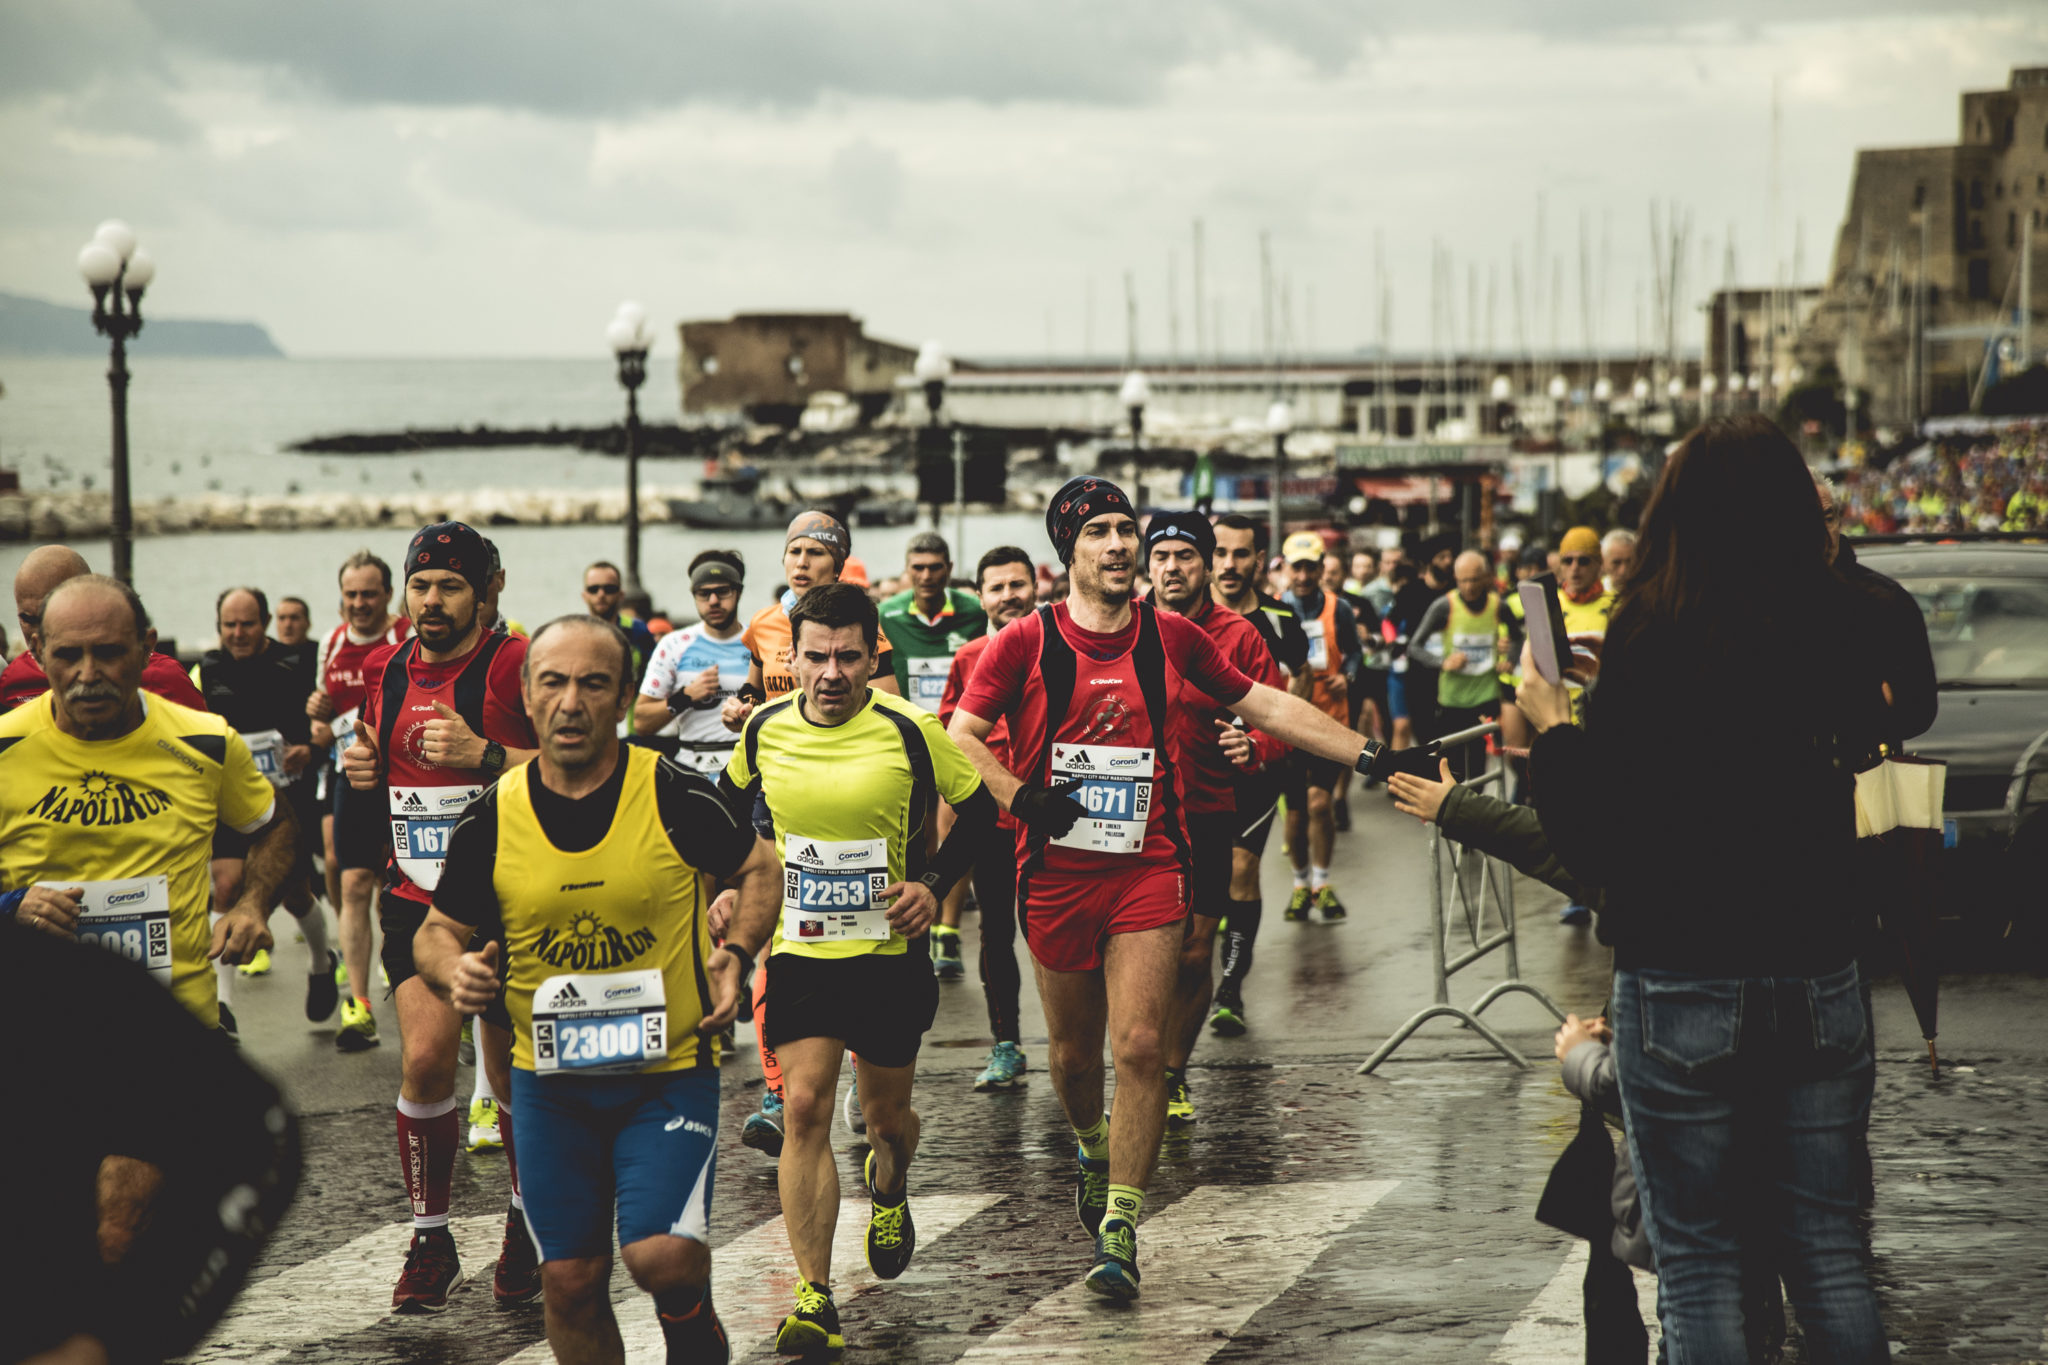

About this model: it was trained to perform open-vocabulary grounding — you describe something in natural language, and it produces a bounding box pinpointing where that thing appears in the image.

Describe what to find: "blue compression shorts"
[1385,668,1412,721]
[509,1066,718,1261]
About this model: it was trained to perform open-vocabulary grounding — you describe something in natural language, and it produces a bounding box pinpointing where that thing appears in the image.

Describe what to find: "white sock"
[1291,871,1309,890]
[472,1063,498,1109]
[1311,866,1331,890]
[211,911,235,1002]
[293,898,332,967]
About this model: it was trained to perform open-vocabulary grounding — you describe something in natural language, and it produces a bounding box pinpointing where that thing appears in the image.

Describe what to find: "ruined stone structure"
[679,313,919,423]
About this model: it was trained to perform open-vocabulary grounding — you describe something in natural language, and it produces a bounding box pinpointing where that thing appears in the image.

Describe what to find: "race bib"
[906,655,951,713]
[389,783,484,891]
[1303,619,1329,672]
[1451,631,1497,676]
[53,876,174,987]
[532,969,667,1075]
[243,729,288,788]
[1049,743,1153,855]
[782,836,891,941]
[330,707,359,770]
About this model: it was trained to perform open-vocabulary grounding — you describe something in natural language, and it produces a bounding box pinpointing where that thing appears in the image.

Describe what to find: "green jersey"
[878,587,988,712]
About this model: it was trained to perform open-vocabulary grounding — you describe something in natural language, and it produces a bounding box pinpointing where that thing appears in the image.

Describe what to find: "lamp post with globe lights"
[607,301,656,596]
[914,341,966,553]
[1119,369,1151,449]
[1265,398,1293,561]
[77,220,155,584]
[1490,373,1513,436]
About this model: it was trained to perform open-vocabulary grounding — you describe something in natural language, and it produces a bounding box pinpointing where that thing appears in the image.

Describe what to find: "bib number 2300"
[532,969,667,1075]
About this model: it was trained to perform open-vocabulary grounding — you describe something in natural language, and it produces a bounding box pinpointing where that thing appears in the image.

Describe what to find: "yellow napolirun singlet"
[0,693,277,1027]
[494,746,721,1073]
[724,688,984,962]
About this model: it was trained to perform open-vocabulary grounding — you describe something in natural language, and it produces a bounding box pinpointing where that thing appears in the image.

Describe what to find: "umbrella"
[1856,751,1948,1074]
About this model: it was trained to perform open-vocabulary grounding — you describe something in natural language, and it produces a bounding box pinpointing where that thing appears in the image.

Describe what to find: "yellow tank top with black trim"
[493,747,719,1073]
[1560,587,1615,638]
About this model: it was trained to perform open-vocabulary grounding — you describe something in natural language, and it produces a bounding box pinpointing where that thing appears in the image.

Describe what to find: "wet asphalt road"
[192,791,2048,1363]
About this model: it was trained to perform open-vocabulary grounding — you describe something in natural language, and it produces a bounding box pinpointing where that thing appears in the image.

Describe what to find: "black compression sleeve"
[432,789,502,927]
[716,768,758,827]
[656,757,756,879]
[922,783,997,901]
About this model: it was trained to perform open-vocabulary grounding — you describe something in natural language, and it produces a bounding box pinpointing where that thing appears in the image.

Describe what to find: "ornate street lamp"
[607,301,656,596]
[1265,398,1293,563]
[77,220,154,584]
[1119,369,1151,448]
[914,341,964,554]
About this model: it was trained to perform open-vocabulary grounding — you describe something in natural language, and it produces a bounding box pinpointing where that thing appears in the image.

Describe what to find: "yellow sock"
[1074,1116,1109,1161]
[1106,1184,1143,1226]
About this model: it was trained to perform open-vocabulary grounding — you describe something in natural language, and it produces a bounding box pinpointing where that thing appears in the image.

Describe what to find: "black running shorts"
[378,894,511,1031]
[761,946,939,1069]
[1231,769,1285,855]
[1186,811,1238,921]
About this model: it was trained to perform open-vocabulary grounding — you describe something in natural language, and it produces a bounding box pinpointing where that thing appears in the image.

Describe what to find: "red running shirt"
[955,601,1253,873]
[0,650,207,714]
[1168,598,1287,816]
[940,628,1014,832]
[316,618,411,719]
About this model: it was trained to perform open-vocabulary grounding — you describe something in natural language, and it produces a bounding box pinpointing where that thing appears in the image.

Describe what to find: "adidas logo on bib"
[548,981,584,1009]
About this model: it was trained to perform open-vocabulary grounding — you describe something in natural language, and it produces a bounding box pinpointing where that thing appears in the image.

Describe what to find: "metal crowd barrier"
[1358,722,1565,1073]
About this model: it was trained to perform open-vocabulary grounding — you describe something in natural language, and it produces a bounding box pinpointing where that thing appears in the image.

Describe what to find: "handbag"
[1536,1101,1618,1243]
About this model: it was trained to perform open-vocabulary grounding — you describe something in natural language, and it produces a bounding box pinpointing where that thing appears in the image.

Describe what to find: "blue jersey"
[637,623,753,772]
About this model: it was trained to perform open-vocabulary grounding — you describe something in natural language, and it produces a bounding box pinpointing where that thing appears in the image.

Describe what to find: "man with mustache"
[343,521,543,1315]
[417,615,780,1365]
[937,545,1040,1093]
[720,583,995,1356]
[1143,513,1285,1127]
[949,477,1396,1301]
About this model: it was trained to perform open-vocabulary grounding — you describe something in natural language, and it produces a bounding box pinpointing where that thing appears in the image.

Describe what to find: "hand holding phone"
[1518,575,1575,686]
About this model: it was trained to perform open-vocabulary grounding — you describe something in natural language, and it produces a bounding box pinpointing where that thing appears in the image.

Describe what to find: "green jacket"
[1436,784,1601,910]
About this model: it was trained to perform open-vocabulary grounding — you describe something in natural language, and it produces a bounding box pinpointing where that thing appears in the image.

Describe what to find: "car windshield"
[1893,575,2048,687]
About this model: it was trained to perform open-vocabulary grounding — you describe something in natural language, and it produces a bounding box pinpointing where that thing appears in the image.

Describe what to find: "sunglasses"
[1559,555,1597,566]
[584,583,622,595]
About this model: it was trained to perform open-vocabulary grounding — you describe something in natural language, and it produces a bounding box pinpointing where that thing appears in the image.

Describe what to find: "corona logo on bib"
[27,770,175,828]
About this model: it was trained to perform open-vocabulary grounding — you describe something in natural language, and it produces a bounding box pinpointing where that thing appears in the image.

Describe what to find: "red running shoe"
[392,1227,464,1314]
[494,1206,542,1306]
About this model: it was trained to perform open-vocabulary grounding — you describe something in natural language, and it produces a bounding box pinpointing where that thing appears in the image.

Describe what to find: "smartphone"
[1519,575,1575,685]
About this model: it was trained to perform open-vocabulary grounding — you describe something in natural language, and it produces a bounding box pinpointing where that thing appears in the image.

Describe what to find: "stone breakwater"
[0,487,696,541]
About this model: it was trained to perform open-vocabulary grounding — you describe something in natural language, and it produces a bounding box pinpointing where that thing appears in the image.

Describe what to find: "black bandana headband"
[1046,476,1136,565]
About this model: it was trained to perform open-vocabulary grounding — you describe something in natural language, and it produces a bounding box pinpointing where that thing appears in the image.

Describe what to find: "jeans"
[1611,963,1885,1364]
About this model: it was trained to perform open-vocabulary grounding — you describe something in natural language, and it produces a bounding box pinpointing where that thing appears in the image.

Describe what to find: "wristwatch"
[480,740,507,776]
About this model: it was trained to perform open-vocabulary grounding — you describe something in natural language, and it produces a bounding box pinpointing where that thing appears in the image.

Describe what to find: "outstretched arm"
[1228,682,1370,769]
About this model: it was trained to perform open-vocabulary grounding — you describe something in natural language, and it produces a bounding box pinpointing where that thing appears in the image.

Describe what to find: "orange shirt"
[742,600,894,699]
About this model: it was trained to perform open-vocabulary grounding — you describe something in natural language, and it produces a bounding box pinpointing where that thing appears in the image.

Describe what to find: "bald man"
[1,546,207,713]
[1408,550,1517,782]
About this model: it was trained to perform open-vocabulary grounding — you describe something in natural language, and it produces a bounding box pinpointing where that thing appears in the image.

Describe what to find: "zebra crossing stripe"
[500,1192,1003,1363]
[958,1179,1399,1362]
[1488,1241,1660,1363]
[181,1214,506,1363]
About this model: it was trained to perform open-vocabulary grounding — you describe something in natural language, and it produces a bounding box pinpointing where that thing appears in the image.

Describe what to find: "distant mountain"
[0,290,284,357]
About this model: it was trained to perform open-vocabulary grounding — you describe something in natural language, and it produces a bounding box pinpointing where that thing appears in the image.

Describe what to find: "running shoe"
[1560,902,1593,926]
[492,1204,541,1306]
[306,951,340,1022]
[238,947,273,977]
[660,1290,729,1364]
[392,1227,464,1314]
[1315,886,1347,921]
[931,926,964,980]
[974,1041,1027,1091]
[1076,1148,1110,1237]
[458,1017,476,1067]
[336,996,380,1051]
[843,1078,866,1136]
[468,1098,503,1153]
[217,1002,240,1046]
[742,1090,786,1157]
[1084,1217,1141,1302]
[775,1280,843,1356]
[1333,795,1352,831]
[1164,1069,1194,1127]
[1284,887,1312,921]
[1208,994,1248,1037]
[863,1150,916,1280]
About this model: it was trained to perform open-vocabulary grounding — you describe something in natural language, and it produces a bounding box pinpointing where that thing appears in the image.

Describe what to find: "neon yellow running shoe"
[468,1098,503,1153]
[237,947,273,976]
[775,1280,843,1355]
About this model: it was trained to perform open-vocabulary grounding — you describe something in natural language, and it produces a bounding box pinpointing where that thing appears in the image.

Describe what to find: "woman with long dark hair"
[1520,416,1890,1361]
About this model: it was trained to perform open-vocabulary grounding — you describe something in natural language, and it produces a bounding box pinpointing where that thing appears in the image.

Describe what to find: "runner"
[274,595,313,651]
[418,615,780,1365]
[1551,526,1616,927]
[582,560,657,677]
[938,545,1039,1092]
[1279,531,1361,921]
[2,545,208,713]
[195,586,336,1026]
[719,510,898,1159]
[308,549,412,1053]
[633,549,750,771]
[342,521,543,1313]
[1408,551,1518,781]
[1206,514,1311,1031]
[879,532,989,980]
[948,476,1397,1300]
[719,583,995,1355]
[1143,513,1285,1126]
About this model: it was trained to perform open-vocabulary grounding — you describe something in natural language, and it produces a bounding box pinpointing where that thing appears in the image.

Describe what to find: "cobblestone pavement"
[188,795,2048,1363]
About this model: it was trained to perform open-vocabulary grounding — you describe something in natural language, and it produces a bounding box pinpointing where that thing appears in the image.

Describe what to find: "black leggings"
[972,843,1022,1044]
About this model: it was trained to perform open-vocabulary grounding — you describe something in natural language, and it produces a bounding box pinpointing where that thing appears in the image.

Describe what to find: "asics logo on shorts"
[664,1116,714,1137]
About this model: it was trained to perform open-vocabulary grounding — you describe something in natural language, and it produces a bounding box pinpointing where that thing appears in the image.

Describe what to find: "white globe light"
[606,318,639,354]
[1593,377,1613,402]
[634,317,657,350]
[93,219,137,262]
[1547,374,1567,400]
[78,242,122,287]
[123,248,156,291]
[1265,399,1293,434]
[1667,376,1685,397]
[1788,364,1806,384]
[1747,371,1763,391]
[1772,369,1788,389]
[1701,373,1719,396]
[615,300,646,330]
[913,340,952,384]
[1490,374,1512,401]
[1631,377,1650,400]
[1119,369,1151,408]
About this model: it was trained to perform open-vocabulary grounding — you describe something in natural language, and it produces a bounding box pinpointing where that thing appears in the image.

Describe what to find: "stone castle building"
[1796,66,2048,425]
[679,313,919,424]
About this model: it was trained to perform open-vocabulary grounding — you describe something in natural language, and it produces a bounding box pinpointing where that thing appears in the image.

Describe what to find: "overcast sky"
[3,1,2042,360]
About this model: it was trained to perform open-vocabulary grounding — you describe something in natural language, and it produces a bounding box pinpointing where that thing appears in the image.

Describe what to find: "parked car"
[1856,538,2048,950]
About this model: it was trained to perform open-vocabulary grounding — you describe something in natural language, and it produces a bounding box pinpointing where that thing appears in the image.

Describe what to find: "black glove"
[1355,738,1450,783]
[1012,778,1088,838]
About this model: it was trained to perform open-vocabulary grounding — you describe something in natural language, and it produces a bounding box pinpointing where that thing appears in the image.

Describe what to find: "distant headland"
[0,290,284,358]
